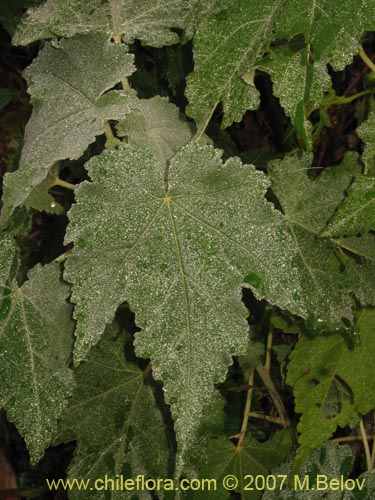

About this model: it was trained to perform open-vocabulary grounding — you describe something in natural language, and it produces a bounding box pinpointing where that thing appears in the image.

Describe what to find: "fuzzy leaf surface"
[287,309,375,469]
[269,153,361,329]
[187,0,375,132]
[186,431,292,499]
[186,0,285,128]
[259,49,331,150]
[276,0,375,71]
[58,334,168,500]
[116,96,195,167]
[263,442,353,499]
[0,260,74,463]
[64,142,304,462]
[13,0,196,46]
[323,175,375,237]
[357,112,375,173]
[2,33,135,215]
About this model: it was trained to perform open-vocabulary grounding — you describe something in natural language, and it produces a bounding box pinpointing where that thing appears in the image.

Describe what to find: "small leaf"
[58,334,169,500]
[287,309,375,469]
[0,259,74,463]
[116,96,195,167]
[2,33,135,215]
[259,48,331,150]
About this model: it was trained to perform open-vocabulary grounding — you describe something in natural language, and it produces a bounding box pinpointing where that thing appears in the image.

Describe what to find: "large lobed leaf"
[64,141,304,464]
[1,33,135,216]
[287,309,375,469]
[58,334,169,500]
[186,0,285,129]
[269,152,367,330]
[186,0,375,136]
[0,243,74,463]
[13,0,197,46]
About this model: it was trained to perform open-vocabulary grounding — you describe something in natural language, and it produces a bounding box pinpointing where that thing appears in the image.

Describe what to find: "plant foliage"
[1,0,375,498]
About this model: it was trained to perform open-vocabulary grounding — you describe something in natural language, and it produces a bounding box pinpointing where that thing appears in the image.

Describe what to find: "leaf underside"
[1,33,135,216]
[0,249,74,463]
[58,334,169,500]
[64,141,304,463]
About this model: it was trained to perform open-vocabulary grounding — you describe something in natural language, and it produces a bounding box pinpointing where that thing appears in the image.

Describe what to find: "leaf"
[322,175,375,237]
[24,171,64,215]
[276,0,375,72]
[13,0,196,47]
[64,142,304,464]
[344,471,375,499]
[187,0,375,133]
[1,33,135,216]
[187,431,293,499]
[58,334,169,500]
[0,260,74,463]
[263,442,354,499]
[185,0,284,129]
[116,96,195,167]
[287,309,375,469]
[357,112,375,173]
[259,49,331,150]
[269,152,361,329]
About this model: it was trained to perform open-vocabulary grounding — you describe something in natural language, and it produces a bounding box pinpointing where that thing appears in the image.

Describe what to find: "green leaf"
[187,431,293,499]
[263,442,354,499]
[13,0,196,46]
[186,0,284,129]
[187,0,375,133]
[1,33,135,215]
[357,112,375,174]
[345,471,375,499]
[287,309,375,469]
[276,0,375,72]
[269,152,361,329]
[64,142,304,464]
[259,49,331,150]
[323,175,375,237]
[116,96,195,167]
[58,334,169,500]
[24,171,64,215]
[0,260,74,463]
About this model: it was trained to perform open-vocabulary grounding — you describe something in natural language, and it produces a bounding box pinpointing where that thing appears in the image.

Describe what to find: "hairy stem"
[237,370,254,450]
[50,177,76,190]
[359,44,375,74]
[359,418,373,471]
[256,365,291,430]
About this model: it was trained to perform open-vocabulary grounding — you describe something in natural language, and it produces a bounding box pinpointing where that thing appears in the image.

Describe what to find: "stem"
[359,44,375,74]
[248,411,284,425]
[237,370,254,450]
[104,121,115,141]
[193,102,219,142]
[372,410,375,468]
[330,435,375,444]
[50,177,76,190]
[359,418,373,471]
[265,327,273,373]
[143,362,152,379]
[53,249,73,263]
[256,364,291,429]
